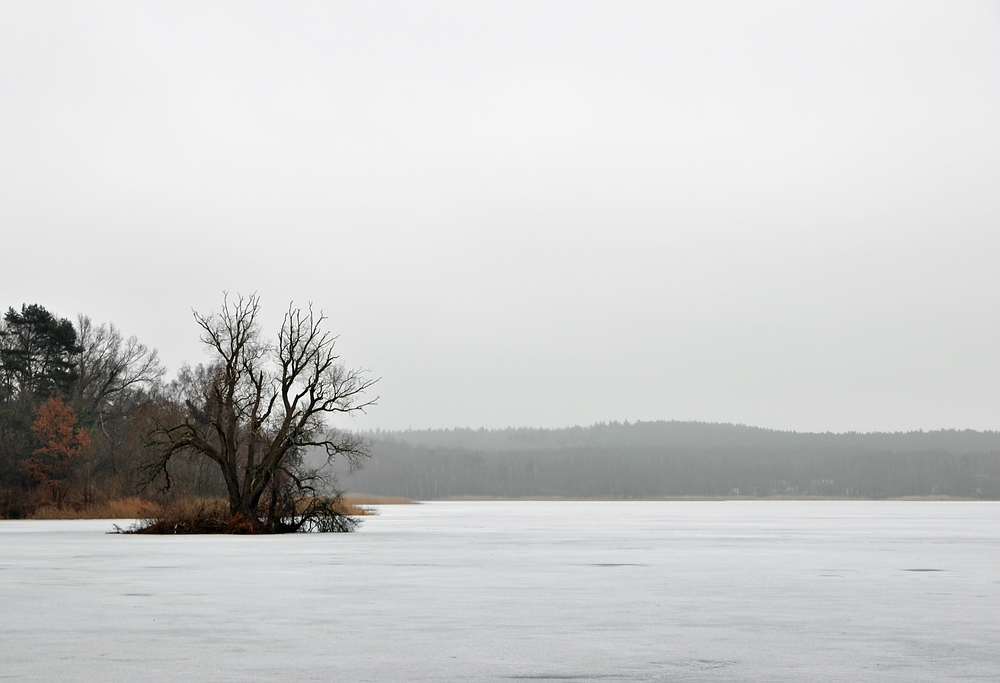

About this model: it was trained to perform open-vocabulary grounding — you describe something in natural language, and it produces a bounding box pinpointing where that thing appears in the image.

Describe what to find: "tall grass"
[25,496,376,521]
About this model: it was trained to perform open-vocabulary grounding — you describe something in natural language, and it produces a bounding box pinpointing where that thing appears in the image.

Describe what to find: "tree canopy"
[1,304,81,402]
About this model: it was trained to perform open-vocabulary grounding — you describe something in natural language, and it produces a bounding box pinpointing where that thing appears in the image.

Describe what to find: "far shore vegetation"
[349,423,1000,501]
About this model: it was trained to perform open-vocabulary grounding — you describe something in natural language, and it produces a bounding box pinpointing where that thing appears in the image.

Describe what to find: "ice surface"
[1,501,998,682]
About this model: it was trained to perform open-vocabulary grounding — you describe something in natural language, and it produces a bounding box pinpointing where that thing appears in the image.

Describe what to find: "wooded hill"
[341,422,1000,499]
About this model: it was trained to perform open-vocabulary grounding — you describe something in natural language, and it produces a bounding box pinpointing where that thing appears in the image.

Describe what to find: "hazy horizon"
[3,2,1000,433]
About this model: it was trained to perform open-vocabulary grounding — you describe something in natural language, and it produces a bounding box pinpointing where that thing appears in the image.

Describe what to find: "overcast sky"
[2,1,1000,432]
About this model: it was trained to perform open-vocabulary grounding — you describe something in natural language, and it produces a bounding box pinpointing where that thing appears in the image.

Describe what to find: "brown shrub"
[124,496,370,534]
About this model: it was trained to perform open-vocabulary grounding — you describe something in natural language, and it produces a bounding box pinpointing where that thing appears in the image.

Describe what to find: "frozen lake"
[1,501,998,682]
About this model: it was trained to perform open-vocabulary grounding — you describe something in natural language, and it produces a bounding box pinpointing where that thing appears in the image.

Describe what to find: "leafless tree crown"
[147,293,377,531]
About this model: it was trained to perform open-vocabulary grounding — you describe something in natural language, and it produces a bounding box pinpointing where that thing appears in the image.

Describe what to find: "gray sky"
[2,1,1000,432]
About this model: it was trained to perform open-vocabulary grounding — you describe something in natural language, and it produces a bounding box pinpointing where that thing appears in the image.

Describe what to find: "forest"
[0,303,225,518]
[343,423,1000,500]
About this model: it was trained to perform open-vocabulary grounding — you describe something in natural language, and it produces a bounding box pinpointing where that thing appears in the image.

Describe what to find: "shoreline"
[363,494,993,503]
[4,494,992,520]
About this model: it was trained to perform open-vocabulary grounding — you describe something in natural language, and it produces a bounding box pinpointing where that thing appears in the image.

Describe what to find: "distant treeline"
[342,422,1000,499]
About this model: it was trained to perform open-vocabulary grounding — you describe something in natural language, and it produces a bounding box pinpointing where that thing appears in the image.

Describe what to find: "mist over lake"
[3,501,998,682]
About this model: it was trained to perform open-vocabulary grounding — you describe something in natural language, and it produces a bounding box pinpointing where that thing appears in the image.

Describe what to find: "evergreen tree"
[0,304,81,402]
[0,304,81,493]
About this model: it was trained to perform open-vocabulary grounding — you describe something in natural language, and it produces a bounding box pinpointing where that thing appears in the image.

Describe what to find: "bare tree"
[74,316,164,422]
[147,294,376,532]
[72,316,164,500]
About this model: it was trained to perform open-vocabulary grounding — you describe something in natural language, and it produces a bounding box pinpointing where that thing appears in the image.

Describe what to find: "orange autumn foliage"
[22,396,90,506]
